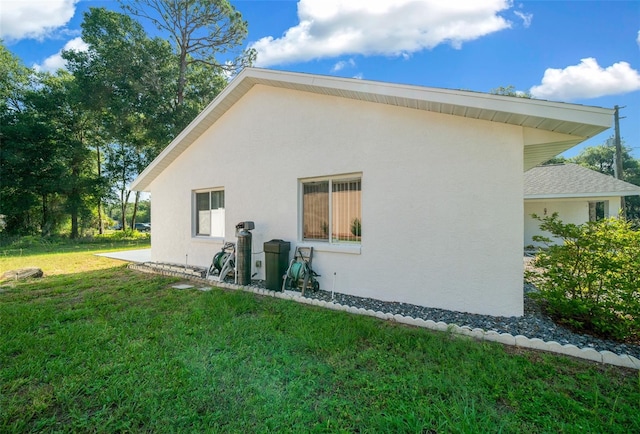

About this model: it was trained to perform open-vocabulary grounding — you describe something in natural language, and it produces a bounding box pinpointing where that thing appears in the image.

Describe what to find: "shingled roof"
[524,163,640,199]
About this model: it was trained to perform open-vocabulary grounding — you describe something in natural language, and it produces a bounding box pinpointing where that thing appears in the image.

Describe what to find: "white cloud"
[0,0,79,41]
[332,58,356,72]
[514,10,532,28]
[250,0,513,67]
[530,58,640,100]
[33,37,88,72]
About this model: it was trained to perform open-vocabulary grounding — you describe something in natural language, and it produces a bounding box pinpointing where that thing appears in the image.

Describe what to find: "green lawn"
[1,244,639,432]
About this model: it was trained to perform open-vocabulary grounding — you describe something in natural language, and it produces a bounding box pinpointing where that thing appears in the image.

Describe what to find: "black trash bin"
[264,240,290,291]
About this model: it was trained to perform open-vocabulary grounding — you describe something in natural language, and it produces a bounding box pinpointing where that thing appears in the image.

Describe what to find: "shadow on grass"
[1,267,639,433]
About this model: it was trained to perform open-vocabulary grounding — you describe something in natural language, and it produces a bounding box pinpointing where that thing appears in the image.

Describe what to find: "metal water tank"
[236,221,254,285]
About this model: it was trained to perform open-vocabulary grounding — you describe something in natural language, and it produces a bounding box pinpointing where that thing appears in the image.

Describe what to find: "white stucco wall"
[149,85,525,316]
[524,197,621,246]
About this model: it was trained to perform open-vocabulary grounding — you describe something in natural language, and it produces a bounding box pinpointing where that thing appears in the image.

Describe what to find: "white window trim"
[193,187,225,239]
[298,172,362,249]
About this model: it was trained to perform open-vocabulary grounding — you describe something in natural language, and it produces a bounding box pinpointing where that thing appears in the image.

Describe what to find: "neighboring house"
[524,163,640,246]
[132,68,612,317]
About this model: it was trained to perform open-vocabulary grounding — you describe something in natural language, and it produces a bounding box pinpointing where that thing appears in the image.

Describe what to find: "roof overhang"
[132,68,613,191]
[525,191,640,200]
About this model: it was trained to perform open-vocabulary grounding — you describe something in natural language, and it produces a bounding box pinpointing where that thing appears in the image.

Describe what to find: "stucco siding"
[524,196,621,246]
[149,84,524,316]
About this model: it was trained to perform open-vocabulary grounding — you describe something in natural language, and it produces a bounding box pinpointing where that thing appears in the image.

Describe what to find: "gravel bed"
[293,283,640,360]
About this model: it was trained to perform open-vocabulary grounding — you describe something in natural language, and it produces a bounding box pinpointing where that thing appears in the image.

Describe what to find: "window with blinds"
[195,189,225,237]
[302,176,361,243]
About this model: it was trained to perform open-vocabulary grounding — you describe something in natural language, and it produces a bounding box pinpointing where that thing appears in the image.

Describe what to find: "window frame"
[299,173,362,247]
[193,188,225,238]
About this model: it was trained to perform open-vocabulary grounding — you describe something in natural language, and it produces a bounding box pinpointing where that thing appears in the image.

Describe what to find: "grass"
[1,241,639,432]
[1,235,149,276]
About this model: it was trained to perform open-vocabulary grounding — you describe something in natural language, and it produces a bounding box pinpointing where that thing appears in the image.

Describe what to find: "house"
[131,68,612,317]
[524,163,640,246]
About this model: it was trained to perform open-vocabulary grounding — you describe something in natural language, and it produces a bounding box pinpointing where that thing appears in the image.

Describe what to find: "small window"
[588,200,608,222]
[195,189,225,237]
[302,175,361,244]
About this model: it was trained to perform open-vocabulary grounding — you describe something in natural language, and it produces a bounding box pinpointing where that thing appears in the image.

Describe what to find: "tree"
[540,156,567,165]
[0,45,76,236]
[490,85,532,98]
[0,42,31,113]
[103,142,140,230]
[34,71,102,238]
[66,7,231,231]
[65,8,179,230]
[0,67,102,237]
[121,0,254,105]
[0,102,67,235]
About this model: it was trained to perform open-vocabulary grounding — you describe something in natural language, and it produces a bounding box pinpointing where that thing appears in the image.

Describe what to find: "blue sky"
[2,0,639,158]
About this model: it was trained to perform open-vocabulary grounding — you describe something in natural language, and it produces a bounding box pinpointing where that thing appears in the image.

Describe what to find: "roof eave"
[525,191,640,200]
[131,68,614,192]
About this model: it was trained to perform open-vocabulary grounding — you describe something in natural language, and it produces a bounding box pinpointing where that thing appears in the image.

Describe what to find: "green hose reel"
[213,251,230,271]
[282,246,320,293]
[287,261,306,281]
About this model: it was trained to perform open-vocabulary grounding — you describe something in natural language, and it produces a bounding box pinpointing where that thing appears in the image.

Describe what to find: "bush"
[94,229,149,241]
[526,214,640,341]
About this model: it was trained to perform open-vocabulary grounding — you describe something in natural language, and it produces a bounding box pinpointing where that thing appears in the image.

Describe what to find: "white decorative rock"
[600,351,640,369]
[467,328,486,339]
[394,315,409,325]
[412,318,429,328]
[544,341,563,354]
[482,331,502,342]
[457,326,484,339]
[448,325,462,335]
[434,321,450,332]
[494,333,517,346]
[374,311,386,319]
[517,337,550,351]
[456,325,472,335]
[557,344,603,363]
[424,320,438,330]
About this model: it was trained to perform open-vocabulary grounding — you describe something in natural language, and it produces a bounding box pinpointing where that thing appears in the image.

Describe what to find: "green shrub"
[526,213,640,341]
[95,228,149,241]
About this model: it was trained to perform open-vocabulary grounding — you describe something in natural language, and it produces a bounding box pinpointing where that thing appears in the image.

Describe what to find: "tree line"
[1,0,253,237]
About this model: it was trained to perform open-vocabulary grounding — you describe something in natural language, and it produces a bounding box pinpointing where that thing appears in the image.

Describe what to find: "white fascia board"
[525,191,640,200]
[251,68,614,127]
[131,67,615,191]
